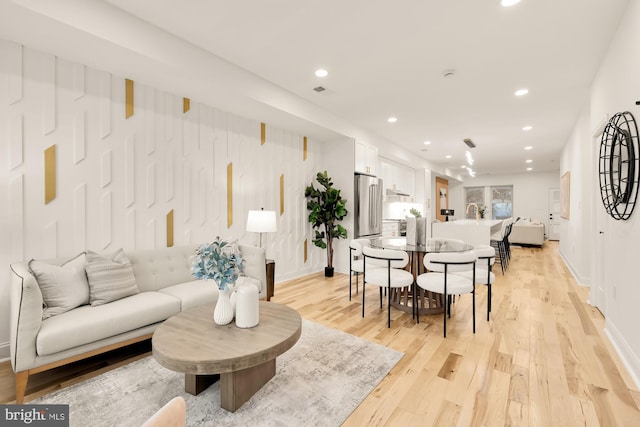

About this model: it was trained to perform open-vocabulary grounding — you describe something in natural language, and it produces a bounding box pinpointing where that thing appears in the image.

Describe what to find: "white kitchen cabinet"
[380,159,416,200]
[355,140,378,175]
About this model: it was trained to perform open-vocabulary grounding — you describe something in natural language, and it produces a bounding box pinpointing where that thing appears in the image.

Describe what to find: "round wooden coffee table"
[152,301,301,412]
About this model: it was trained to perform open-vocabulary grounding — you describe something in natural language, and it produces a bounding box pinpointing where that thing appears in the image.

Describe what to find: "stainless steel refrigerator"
[354,173,383,238]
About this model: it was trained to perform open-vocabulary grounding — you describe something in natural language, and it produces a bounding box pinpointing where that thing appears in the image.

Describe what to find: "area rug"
[33,320,403,426]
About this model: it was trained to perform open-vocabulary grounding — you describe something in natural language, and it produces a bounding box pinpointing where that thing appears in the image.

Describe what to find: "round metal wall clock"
[599,111,639,220]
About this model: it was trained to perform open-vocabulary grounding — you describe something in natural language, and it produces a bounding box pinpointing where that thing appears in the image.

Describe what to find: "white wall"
[0,41,327,357]
[448,171,560,231]
[562,0,640,386]
[559,107,593,285]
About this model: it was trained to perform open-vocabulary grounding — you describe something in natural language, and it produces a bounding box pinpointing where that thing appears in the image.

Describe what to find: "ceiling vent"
[463,138,476,148]
[313,86,326,93]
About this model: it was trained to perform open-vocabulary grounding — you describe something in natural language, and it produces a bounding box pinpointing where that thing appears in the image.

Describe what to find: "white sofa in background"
[9,243,266,404]
[509,218,545,246]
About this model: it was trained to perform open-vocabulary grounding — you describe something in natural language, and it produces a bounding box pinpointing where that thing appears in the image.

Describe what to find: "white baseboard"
[558,249,588,287]
[604,321,640,389]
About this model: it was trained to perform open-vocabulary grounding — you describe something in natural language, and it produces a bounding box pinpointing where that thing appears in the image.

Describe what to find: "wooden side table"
[266,259,275,301]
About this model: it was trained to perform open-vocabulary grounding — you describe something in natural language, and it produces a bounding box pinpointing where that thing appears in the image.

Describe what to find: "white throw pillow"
[85,249,139,306]
[29,253,90,319]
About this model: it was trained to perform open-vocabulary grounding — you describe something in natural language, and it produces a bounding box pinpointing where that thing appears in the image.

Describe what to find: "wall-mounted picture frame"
[561,171,570,219]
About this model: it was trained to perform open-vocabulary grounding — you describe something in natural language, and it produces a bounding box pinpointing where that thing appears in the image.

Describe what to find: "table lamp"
[246,209,277,248]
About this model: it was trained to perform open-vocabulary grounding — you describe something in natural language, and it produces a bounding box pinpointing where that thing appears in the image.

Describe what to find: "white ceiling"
[5,0,631,176]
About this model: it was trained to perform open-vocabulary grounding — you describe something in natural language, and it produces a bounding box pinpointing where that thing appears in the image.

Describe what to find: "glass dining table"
[367,237,474,315]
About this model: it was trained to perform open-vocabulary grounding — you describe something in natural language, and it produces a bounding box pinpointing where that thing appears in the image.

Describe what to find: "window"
[464,187,485,219]
[491,186,513,219]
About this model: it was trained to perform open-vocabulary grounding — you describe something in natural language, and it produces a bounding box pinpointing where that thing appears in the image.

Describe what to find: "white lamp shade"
[246,210,277,233]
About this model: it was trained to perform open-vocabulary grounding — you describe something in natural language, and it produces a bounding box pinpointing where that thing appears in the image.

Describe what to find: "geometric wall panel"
[147,219,156,248]
[125,209,136,249]
[9,114,23,170]
[43,221,57,258]
[101,151,111,188]
[146,163,155,207]
[73,184,86,253]
[7,42,22,105]
[227,162,233,228]
[125,136,135,207]
[9,175,24,261]
[183,165,191,222]
[99,72,111,139]
[72,63,85,100]
[165,94,174,142]
[166,152,174,201]
[146,87,155,155]
[73,112,85,164]
[198,169,206,225]
[101,191,112,249]
[42,55,56,135]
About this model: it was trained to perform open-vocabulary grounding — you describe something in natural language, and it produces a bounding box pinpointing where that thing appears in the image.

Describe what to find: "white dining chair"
[349,238,372,301]
[416,250,476,337]
[453,244,496,321]
[362,245,414,328]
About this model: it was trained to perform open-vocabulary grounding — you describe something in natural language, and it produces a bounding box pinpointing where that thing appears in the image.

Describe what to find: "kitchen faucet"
[466,203,479,221]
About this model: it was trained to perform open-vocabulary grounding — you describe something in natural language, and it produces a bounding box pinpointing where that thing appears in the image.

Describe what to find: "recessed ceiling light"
[527,167,533,171]
[524,146,533,150]
[522,126,533,131]
[445,155,452,159]
[461,165,467,169]
[387,117,398,123]
[315,69,328,78]
[525,159,533,163]
[424,140,431,145]
[501,0,521,6]
[515,88,529,96]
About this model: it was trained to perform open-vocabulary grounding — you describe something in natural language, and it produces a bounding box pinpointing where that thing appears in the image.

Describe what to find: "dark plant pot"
[324,267,334,277]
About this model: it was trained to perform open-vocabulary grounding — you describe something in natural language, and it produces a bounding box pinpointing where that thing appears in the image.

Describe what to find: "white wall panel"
[6,42,23,105]
[101,191,112,249]
[72,63,85,101]
[73,184,86,253]
[100,150,111,187]
[73,111,85,164]
[125,135,134,207]
[9,114,23,169]
[9,175,24,262]
[146,163,155,208]
[99,72,110,139]
[145,87,155,155]
[41,55,55,135]
[125,209,135,249]
[0,43,327,348]
[42,221,57,258]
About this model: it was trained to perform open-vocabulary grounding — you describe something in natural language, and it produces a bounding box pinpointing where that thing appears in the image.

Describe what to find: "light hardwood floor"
[1,241,639,426]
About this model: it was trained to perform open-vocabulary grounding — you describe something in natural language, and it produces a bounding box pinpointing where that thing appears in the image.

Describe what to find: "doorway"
[591,124,607,316]
[548,188,560,240]
[435,177,449,222]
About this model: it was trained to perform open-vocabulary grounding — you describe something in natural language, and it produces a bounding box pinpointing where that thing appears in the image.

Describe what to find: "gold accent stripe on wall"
[303,136,307,161]
[227,163,233,228]
[304,239,308,263]
[183,98,190,113]
[125,79,134,119]
[44,145,56,204]
[280,174,284,215]
[166,209,174,247]
[261,122,266,145]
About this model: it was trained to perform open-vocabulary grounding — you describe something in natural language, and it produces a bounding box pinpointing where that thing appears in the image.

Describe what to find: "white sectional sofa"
[509,218,545,246]
[9,243,266,403]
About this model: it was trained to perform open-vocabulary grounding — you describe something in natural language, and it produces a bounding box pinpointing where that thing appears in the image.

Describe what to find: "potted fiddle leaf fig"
[305,171,348,277]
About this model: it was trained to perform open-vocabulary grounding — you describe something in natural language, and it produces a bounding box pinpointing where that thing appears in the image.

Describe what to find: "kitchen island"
[431,219,503,246]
